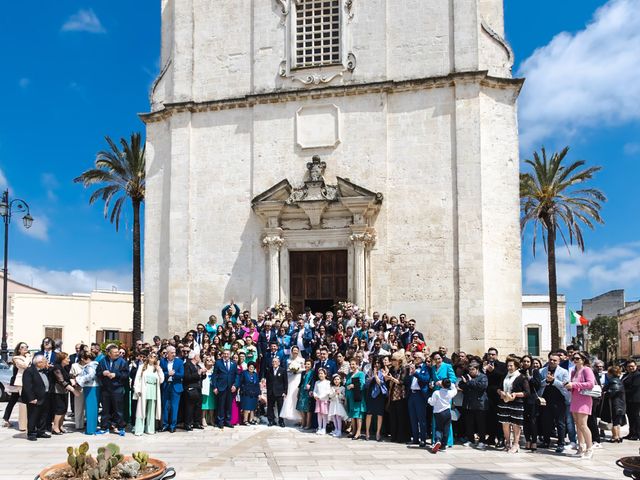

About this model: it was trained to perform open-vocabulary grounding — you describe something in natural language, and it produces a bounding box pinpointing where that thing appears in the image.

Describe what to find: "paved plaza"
[0,404,636,480]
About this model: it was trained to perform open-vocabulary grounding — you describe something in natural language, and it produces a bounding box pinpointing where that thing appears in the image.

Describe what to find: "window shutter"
[119,331,133,349]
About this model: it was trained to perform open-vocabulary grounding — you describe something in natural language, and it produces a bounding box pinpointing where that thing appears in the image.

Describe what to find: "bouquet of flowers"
[289,364,301,374]
[271,302,291,320]
[335,301,359,313]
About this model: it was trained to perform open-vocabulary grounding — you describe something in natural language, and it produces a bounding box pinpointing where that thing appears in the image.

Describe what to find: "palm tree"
[74,133,145,343]
[520,146,605,351]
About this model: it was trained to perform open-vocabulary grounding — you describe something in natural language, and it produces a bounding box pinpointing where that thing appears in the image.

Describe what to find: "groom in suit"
[265,357,288,427]
[213,349,239,429]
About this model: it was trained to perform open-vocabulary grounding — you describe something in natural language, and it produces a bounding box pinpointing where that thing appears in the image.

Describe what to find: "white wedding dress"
[280,355,305,422]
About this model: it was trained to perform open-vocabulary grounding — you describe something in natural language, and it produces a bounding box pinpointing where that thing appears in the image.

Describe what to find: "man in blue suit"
[404,351,431,447]
[96,344,130,435]
[313,346,337,381]
[290,318,313,359]
[213,349,239,429]
[160,346,184,433]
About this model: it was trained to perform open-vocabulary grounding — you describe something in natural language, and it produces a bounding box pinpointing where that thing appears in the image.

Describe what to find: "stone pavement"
[0,404,635,480]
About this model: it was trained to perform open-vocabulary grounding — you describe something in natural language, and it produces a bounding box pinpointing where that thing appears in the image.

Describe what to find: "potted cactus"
[36,442,175,480]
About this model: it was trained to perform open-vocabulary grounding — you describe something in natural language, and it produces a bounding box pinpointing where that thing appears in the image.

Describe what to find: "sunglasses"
[572,357,582,361]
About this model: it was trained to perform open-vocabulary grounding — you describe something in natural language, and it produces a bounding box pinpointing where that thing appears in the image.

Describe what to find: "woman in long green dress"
[346,359,366,439]
[133,352,164,436]
[296,359,314,430]
[201,357,216,426]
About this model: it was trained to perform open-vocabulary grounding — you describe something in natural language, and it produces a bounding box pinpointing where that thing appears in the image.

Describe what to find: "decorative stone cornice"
[139,71,524,124]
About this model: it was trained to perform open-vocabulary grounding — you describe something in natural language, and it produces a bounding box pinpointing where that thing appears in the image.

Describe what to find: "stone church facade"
[141,0,523,354]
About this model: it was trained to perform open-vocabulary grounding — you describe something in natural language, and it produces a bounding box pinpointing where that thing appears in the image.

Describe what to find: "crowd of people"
[2,301,639,461]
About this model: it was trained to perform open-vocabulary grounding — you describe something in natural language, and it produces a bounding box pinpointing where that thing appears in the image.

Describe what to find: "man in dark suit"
[258,321,276,359]
[265,357,288,427]
[213,349,239,429]
[260,341,285,378]
[183,351,206,431]
[314,346,337,381]
[21,355,52,441]
[484,347,507,447]
[96,344,130,435]
[260,337,284,378]
[194,323,207,348]
[400,319,424,348]
[160,345,184,433]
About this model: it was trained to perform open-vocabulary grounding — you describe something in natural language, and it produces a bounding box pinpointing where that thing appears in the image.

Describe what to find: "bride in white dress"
[280,346,305,423]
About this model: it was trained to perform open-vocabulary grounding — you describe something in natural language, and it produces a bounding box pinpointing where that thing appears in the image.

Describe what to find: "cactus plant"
[66,442,90,476]
[132,451,149,470]
[117,460,141,478]
[87,443,124,479]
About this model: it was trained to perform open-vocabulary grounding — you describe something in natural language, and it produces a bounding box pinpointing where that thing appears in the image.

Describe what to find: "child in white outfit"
[328,374,348,437]
[312,368,331,434]
[427,378,458,453]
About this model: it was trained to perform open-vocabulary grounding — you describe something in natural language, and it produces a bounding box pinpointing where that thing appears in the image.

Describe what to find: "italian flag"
[570,310,589,326]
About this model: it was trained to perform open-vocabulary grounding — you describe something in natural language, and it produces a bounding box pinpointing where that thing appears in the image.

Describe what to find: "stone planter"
[36,457,175,480]
[617,456,640,479]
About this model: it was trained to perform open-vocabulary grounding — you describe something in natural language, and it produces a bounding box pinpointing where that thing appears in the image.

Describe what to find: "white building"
[7,290,142,352]
[142,0,523,355]
[521,294,566,359]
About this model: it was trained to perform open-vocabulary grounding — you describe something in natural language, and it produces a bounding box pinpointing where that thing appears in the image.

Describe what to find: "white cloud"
[18,78,30,89]
[9,261,133,295]
[41,173,59,201]
[524,241,640,292]
[624,142,640,156]
[61,9,106,34]
[517,0,640,151]
[0,167,7,190]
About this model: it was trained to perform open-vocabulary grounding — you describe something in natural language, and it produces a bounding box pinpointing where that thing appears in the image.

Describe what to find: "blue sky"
[1,1,639,319]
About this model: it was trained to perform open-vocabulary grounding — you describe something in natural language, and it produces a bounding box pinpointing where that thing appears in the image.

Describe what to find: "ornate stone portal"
[252,156,382,310]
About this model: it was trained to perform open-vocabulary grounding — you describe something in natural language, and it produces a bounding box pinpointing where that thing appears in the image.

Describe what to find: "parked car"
[0,359,12,401]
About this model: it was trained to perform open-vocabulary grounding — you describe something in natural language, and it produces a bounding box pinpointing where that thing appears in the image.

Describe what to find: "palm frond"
[76,132,146,232]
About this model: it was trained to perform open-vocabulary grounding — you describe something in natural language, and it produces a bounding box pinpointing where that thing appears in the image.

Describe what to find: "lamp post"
[0,189,33,361]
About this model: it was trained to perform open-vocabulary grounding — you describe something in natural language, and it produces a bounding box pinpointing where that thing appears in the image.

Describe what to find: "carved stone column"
[350,231,374,309]
[263,235,284,307]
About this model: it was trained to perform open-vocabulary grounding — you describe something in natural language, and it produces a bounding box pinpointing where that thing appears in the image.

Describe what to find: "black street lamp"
[0,189,33,361]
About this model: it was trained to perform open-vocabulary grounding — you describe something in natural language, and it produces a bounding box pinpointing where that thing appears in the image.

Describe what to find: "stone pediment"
[252,156,382,228]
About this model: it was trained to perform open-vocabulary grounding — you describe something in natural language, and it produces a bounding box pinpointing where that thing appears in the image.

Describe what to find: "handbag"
[580,384,602,398]
[451,408,461,422]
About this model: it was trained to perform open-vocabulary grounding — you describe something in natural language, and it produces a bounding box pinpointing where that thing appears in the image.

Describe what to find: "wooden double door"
[289,250,348,316]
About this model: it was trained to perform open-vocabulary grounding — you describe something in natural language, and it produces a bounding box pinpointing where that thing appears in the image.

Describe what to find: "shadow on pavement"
[445,466,605,479]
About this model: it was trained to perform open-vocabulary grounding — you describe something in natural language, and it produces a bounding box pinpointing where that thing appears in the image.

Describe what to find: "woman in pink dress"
[565,351,596,459]
[230,353,243,425]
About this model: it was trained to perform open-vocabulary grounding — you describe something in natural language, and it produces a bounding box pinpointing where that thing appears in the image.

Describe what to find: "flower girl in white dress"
[328,374,348,437]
